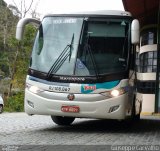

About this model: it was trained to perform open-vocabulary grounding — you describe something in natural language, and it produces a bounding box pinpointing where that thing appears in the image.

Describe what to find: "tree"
[0,0,19,96]
[30,0,40,18]
[0,0,38,112]
[12,25,37,90]
[4,0,40,96]
[8,0,40,19]
[12,0,33,18]
[0,0,36,90]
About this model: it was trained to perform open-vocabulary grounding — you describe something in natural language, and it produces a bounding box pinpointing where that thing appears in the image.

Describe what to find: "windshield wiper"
[46,34,74,80]
[84,35,99,79]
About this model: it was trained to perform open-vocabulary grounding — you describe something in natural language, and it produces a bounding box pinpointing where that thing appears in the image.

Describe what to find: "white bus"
[16,10,141,125]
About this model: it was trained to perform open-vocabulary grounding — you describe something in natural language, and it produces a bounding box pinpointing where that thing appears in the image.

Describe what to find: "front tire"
[51,116,75,126]
[133,114,140,121]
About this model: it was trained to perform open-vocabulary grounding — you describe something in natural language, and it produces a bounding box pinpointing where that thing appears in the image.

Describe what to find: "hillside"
[0,0,37,111]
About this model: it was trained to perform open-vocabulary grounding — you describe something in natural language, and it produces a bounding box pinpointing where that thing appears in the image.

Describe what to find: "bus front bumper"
[24,90,130,120]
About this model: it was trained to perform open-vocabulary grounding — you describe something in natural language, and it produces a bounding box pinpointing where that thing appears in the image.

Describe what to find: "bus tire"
[51,116,75,126]
[133,114,140,121]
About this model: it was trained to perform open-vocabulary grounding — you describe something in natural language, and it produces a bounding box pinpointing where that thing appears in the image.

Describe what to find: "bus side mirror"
[16,18,40,40]
[131,19,140,44]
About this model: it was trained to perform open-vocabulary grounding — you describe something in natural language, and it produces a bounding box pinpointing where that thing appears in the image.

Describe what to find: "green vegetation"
[4,92,24,112]
[0,0,37,112]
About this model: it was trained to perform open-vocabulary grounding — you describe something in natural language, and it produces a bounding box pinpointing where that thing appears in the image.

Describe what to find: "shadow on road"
[42,116,160,134]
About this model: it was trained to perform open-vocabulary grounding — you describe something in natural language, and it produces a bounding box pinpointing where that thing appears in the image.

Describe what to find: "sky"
[4,0,124,17]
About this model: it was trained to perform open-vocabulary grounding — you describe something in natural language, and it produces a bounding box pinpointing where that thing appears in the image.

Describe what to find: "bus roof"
[44,10,132,18]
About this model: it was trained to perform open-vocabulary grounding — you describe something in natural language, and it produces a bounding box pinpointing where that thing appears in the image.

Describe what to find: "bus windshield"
[31,17,84,75]
[76,19,130,76]
[30,17,130,77]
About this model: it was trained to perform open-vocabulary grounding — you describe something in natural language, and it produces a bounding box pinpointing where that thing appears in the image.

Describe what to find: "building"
[122,0,160,114]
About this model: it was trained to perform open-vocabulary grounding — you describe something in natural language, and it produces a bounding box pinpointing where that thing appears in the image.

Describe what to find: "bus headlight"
[26,84,44,94]
[110,89,120,97]
[110,88,126,97]
[100,88,127,98]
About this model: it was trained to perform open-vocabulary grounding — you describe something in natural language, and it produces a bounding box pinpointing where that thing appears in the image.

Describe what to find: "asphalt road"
[0,113,160,151]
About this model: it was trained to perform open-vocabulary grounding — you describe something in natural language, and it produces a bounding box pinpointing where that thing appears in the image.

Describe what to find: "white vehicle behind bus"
[16,10,141,125]
[0,96,4,113]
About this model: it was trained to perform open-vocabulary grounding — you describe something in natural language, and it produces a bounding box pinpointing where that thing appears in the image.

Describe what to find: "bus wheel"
[51,116,75,126]
[133,114,140,121]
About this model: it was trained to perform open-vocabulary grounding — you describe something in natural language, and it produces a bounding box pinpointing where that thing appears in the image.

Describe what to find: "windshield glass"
[30,17,130,77]
[30,17,84,75]
[75,19,130,76]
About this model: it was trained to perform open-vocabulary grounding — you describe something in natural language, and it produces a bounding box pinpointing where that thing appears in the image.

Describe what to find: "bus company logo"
[84,85,96,91]
[67,94,75,101]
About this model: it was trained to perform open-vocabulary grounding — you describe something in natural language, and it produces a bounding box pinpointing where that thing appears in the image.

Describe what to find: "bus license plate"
[61,105,79,113]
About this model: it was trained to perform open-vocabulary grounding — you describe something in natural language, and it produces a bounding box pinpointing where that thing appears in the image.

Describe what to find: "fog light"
[27,100,34,108]
[109,105,119,113]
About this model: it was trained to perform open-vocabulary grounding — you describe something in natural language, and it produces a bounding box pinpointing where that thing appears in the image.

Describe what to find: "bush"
[4,92,24,112]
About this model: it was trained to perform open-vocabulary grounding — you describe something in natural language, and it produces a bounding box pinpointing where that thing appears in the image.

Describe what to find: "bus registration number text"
[49,86,70,92]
